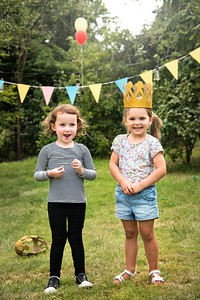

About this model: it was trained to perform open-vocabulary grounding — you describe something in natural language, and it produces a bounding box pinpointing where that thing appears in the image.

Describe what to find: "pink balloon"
[75,30,88,45]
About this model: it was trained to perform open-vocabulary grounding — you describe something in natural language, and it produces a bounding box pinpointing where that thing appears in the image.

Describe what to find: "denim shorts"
[115,185,159,221]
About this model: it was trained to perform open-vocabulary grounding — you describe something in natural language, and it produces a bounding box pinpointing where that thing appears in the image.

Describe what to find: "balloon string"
[81,47,83,86]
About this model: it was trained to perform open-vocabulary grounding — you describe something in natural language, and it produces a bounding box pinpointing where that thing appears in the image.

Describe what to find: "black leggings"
[48,202,86,277]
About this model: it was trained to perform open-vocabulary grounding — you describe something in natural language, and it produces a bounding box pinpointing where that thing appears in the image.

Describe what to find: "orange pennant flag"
[140,70,153,86]
[189,47,200,64]
[164,59,178,80]
[89,84,102,103]
[17,84,30,103]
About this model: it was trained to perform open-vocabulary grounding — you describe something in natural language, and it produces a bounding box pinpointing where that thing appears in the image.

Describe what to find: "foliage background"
[0,0,200,163]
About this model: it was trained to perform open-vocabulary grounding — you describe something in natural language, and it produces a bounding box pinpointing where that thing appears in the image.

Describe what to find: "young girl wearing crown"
[109,81,166,285]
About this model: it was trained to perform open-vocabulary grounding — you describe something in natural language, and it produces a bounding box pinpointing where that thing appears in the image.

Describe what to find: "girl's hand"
[121,179,144,195]
[48,166,65,178]
[71,159,84,176]
[128,182,144,194]
[120,179,133,195]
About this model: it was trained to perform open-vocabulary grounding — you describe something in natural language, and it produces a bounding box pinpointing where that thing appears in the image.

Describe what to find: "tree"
[0,0,63,159]
[136,0,200,163]
[0,0,110,160]
[1,0,199,162]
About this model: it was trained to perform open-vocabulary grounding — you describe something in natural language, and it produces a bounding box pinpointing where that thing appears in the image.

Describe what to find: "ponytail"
[150,112,162,139]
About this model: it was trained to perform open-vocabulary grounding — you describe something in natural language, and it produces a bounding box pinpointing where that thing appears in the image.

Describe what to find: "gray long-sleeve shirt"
[34,142,96,203]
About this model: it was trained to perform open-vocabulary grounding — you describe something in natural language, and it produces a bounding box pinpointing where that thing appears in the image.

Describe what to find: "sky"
[102,0,163,35]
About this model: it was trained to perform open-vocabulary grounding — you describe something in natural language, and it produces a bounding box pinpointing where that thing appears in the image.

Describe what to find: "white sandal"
[114,269,137,284]
[149,270,164,284]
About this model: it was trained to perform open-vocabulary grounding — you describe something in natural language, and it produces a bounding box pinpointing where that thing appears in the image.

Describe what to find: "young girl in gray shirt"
[34,104,96,294]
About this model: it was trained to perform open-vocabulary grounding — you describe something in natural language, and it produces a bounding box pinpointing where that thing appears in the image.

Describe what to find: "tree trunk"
[16,114,24,160]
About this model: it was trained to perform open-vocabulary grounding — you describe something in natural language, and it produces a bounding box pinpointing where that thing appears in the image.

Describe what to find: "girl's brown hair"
[123,108,163,139]
[42,104,87,137]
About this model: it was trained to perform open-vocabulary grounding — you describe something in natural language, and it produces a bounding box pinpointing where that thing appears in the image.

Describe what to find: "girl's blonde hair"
[42,104,87,137]
[123,108,162,139]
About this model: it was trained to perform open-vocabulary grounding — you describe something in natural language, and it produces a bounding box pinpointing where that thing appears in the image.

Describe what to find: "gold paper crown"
[123,81,152,108]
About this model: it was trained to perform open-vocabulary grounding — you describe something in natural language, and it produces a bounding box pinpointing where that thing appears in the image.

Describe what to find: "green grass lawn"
[0,150,200,299]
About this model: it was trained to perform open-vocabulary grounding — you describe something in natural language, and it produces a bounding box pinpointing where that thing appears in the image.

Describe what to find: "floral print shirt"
[111,134,164,183]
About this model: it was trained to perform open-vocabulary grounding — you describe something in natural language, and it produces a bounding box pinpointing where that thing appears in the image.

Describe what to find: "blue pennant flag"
[115,78,128,94]
[0,80,4,89]
[66,86,79,104]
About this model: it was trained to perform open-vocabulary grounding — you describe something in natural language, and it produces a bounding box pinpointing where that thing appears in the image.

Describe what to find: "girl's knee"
[125,230,138,239]
[141,231,156,243]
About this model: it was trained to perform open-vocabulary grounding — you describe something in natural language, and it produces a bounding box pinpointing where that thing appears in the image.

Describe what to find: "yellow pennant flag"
[189,47,200,64]
[164,59,178,80]
[89,83,102,103]
[140,70,153,86]
[17,84,30,103]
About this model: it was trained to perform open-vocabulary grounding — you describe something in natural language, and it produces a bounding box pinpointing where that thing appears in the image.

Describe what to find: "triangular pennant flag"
[164,59,178,80]
[115,78,128,93]
[189,47,200,64]
[140,70,153,85]
[41,86,54,105]
[66,86,79,105]
[0,79,4,89]
[17,84,30,103]
[89,83,102,103]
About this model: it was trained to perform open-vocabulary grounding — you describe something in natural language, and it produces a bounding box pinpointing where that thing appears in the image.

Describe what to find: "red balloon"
[75,30,88,45]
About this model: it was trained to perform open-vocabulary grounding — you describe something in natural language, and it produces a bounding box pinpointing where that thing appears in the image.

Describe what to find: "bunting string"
[0,47,199,104]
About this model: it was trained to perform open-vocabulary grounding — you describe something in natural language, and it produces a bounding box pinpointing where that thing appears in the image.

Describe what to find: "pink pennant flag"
[41,86,54,105]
